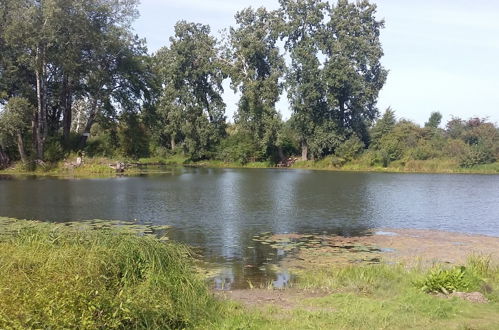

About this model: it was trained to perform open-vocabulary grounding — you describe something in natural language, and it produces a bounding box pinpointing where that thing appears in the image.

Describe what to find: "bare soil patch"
[217,288,333,311]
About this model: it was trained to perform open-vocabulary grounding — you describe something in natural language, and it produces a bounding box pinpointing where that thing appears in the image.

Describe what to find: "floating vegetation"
[0,217,172,242]
[251,231,391,269]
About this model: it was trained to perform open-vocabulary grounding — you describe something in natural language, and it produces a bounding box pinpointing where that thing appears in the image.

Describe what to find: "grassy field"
[2,218,499,329]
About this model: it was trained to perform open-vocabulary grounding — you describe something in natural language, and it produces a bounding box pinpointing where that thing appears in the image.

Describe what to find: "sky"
[133,0,499,126]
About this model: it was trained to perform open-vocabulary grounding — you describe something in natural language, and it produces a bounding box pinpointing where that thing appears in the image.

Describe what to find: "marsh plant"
[0,220,222,329]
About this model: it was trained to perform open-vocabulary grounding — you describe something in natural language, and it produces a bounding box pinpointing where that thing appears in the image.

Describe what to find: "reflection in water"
[1,168,499,288]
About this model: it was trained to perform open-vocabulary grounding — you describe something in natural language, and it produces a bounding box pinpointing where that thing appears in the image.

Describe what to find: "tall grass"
[0,220,221,329]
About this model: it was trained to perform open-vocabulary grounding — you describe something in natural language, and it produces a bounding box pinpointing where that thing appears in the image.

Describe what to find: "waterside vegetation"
[2,218,499,329]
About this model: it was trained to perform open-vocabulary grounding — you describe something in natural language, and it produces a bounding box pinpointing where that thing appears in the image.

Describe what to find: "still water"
[1,168,498,288]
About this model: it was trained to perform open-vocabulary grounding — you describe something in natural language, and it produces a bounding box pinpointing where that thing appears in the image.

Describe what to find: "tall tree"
[227,7,285,160]
[0,0,144,159]
[370,107,396,147]
[78,31,152,149]
[320,0,387,147]
[279,0,327,160]
[155,21,226,159]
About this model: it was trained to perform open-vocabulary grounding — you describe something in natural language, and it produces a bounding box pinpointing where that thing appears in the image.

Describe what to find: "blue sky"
[133,0,499,126]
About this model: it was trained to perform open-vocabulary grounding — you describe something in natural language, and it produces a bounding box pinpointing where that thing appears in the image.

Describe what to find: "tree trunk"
[301,140,308,161]
[170,135,176,150]
[62,75,72,143]
[16,132,27,164]
[339,101,345,128]
[0,145,9,169]
[35,46,46,160]
[78,98,99,149]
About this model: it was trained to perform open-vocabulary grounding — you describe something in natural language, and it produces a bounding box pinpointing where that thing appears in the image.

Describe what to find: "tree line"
[0,0,497,170]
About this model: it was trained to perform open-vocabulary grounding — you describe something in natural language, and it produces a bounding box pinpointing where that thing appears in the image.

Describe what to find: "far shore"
[1,156,499,178]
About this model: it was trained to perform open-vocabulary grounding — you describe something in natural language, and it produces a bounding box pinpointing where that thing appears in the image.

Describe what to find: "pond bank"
[2,218,499,329]
[1,156,499,177]
[215,229,499,329]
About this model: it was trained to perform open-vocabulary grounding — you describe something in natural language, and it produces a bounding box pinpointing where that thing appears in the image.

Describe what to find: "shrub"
[335,135,365,161]
[216,132,258,164]
[44,137,65,162]
[415,266,475,294]
[459,144,495,168]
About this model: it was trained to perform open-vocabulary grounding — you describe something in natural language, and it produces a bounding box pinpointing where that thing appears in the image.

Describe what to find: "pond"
[1,168,498,288]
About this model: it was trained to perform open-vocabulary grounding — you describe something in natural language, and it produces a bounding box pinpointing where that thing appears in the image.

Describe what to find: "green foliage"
[227,7,285,160]
[0,219,221,329]
[216,131,258,164]
[335,135,365,161]
[409,140,443,161]
[44,137,65,162]
[425,111,443,128]
[415,266,477,294]
[459,144,495,168]
[276,121,300,158]
[85,123,119,158]
[370,108,396,147]
[117,114,150,160]
[0,0,498,172]
[155,21,226,160]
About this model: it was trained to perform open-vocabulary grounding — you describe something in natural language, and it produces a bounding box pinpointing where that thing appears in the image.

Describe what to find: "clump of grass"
[295,263,408,296]
[0,220,221,329]
[415,266,475,294]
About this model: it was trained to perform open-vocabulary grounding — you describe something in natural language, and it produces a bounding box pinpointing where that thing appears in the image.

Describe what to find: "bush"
[335,135,365,161]
[216,132,258,164]
[44,137,65,162]
[459,144,495,168]
[415,266,476,294]
[0,220,221,329]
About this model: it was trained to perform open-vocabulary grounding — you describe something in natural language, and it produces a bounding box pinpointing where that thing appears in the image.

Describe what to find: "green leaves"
[227,7,285,161]
[416,266,474,294]
[155,21,226,160]
[279,0,387,160]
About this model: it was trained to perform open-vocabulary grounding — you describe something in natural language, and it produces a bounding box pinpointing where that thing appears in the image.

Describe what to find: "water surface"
[1,168,498,288]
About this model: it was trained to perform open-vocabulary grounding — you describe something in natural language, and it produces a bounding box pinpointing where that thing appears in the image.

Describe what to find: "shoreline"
[1,159,499,178]
[3,218,499,328]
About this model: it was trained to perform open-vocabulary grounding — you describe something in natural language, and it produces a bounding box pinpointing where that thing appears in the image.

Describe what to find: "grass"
[210,259,499,329]
[0,218,222,329]
[292,157,499,174]
[0,156,120,177]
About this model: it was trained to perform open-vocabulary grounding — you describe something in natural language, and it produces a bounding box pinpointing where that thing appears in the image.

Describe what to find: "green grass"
[291,158,499,174]
[137,154,189,166]
[210,260,499,329]
[0,218,222,329]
